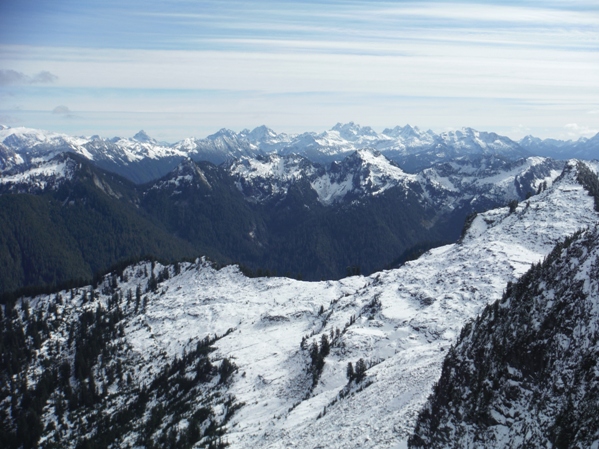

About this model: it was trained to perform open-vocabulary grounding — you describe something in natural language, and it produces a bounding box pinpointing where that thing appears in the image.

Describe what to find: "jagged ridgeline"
[409,227,599,448]
[0,260,240,449]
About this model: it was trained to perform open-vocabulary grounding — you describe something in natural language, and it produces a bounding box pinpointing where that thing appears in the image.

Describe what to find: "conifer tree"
[346,362,354,382]
[355,358,367,383]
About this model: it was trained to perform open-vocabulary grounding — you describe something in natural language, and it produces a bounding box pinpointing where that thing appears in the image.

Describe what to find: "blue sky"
[1,0,598,142]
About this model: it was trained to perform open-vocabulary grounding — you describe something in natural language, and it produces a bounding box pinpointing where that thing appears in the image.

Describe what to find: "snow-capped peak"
[207,128,240,140]
[132,130,155,143]
[247,125,278,142]
[331,122,379,140]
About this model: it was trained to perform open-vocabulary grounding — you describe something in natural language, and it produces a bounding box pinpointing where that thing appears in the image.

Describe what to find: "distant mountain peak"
[331,122,378,139]
[207,128,239,140]
[133,130,155,143]
[248,125,277,141]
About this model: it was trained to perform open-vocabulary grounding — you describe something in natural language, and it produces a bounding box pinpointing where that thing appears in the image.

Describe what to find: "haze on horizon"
[0,0,598,143]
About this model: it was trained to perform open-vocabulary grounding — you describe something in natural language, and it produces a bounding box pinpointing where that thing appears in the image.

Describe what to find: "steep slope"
[140,158,267,266]
[230,150,561,211]
[228,153,321,204]
[417,155,563,212]
[227,151,563,277]
[410,226,599,448]
[1,160,596,449]
[0,153,80,194]
[0,154,195,294]
[390,128,530,173]
[229,149,419,206]
[84,132,186,184]
[227,149,455,278]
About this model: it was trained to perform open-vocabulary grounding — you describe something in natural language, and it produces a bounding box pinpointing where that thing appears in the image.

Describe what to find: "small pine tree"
[346,362,354,382]
[320,334,330,358]
[309,341,319,364]
[355,358,367,383]
[219,358,235,384]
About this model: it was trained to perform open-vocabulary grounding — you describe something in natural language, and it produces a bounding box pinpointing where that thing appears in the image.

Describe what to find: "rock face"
[409,226,599,449]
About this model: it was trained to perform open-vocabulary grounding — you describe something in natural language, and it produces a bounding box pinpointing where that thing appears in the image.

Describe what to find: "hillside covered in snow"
[1,160,598,448]
[409,225,599,448]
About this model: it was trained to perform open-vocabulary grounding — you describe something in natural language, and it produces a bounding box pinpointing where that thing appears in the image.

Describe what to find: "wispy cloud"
[0,1,598,140]
[0,70,58,86]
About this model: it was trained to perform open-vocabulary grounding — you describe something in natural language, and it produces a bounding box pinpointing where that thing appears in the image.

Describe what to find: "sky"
[0,0,598,142]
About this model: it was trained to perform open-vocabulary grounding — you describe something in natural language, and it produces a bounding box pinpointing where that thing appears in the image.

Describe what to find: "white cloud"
[563,123,598,139]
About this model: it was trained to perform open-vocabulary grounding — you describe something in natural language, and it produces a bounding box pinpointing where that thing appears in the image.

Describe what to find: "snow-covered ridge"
[230,149,563,209]
[312,149,417,205]
[0,122,546,184]
[6,160,597,448]
[0,153,80,192]
[2,122,596,188]
[149,157,213,192]
[228,149,418,205]
[410,224,599,447]
[0,125,187,170]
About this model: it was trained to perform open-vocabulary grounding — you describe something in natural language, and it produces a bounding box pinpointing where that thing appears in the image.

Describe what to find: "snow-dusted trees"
[346,358,367,383]
[354,358,367,383]
[346,362,354,382]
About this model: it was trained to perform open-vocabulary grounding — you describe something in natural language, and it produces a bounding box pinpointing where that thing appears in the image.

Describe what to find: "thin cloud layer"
[0,1,597,141]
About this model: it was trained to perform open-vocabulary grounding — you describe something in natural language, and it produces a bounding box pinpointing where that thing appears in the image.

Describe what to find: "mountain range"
[1,122,599,448]
[1,123,597,184]
[1,158,598,448]
[0,144,562,294]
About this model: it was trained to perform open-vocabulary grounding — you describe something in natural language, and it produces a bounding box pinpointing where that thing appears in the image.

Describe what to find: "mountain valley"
[1,123,598,448]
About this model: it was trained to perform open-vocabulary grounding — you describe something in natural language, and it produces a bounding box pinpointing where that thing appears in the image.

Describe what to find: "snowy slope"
[417,156,563,209]
[228,153,320,203]
[437,128,527,158]
[4,160,597,448]
[0,126,187,165]
[228,148,563,212]
[410,225,599,448]
[228,149,417,206]
[0,126,94,165]
[0,153,80,193]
